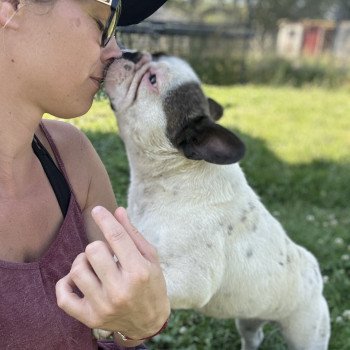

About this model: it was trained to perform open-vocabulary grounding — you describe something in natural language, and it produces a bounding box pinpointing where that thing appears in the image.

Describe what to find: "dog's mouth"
[105,59,154,112]
[103,59,116,80]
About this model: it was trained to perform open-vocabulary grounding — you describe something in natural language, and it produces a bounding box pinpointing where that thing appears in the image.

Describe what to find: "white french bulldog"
[102,51,330,350]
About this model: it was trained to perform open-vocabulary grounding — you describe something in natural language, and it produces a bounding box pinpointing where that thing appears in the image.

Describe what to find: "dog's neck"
[126,143,200,179]
[126,141,248,199]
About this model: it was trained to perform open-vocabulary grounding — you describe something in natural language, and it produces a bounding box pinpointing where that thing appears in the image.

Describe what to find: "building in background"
[276,21,304,59]
[277,19,336,59]
[334,21,350,60]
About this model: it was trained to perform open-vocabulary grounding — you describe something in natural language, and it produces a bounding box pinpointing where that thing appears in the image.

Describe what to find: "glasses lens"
[107,12,117,39]
[102,0,121,47]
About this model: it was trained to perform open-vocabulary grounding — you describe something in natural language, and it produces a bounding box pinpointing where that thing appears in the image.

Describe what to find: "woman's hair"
[1,0,55,31]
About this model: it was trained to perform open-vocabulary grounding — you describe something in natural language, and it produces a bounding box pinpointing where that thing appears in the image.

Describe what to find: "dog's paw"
[92,328,114,340]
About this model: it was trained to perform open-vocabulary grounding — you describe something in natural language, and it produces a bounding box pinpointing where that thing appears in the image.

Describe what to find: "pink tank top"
[0,123,145,350]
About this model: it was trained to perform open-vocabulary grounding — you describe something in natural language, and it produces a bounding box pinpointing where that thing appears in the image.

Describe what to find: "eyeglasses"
[96,0,122,47]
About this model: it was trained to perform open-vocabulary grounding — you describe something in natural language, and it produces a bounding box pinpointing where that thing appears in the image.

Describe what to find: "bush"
[184,55,348,87]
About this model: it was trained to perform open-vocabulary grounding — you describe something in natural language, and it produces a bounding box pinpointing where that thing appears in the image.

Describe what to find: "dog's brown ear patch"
[208,98,224,121]
[175,116,245,165]
[164,82,244,164]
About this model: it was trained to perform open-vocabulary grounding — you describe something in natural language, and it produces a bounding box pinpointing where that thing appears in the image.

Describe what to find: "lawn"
[57,84,350,349]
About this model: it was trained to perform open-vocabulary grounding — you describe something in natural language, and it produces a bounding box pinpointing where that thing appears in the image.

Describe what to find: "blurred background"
[115,0,350,87]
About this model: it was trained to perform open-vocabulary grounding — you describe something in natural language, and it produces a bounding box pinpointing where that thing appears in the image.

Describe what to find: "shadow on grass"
[85,128,350,350]
[85,127,350,212]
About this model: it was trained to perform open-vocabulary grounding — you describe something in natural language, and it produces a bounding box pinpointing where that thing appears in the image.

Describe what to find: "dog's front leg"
[161,258,220,310]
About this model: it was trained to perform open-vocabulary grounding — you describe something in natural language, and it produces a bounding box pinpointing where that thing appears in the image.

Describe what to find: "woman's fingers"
[56,274,88,324]
[69,253,102,300]
[114,207,158,262]
[84,240,122,290]
[91,206,145,270]
[57,206,170,337]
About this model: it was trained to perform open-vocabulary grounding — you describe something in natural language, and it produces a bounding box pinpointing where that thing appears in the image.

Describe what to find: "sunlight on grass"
[204,85,350,164]
[58,85,350,166]
[52,100,118,133]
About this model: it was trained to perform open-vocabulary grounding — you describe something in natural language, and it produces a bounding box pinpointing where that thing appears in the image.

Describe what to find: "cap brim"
[118,0,168,26]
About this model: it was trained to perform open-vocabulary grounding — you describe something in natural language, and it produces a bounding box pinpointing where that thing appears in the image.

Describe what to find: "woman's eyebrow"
[89,3,110,23]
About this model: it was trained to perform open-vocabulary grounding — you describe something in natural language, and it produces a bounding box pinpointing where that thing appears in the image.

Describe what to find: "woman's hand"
[55,206,170,341]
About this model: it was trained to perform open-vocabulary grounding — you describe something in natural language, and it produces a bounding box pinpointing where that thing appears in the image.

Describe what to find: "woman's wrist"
[114,319,169,342]
[113,332,144,347]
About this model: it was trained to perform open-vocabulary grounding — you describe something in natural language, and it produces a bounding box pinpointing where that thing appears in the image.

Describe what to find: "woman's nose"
[101,38,122,63]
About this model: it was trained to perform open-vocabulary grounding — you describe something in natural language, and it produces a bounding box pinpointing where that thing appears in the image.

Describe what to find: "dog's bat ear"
[175,116,245,165]
[208,98,224,121]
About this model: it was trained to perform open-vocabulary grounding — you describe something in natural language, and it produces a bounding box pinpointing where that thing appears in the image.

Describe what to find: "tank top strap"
[39,121,78,203]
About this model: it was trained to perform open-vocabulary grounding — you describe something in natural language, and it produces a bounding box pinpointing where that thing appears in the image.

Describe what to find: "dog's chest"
[127,167,262,249]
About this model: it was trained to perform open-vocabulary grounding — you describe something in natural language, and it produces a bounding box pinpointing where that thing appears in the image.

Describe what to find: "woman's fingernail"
[92,206,103,216]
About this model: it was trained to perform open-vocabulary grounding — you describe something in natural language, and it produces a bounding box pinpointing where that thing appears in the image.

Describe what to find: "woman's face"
[7,0,122,118]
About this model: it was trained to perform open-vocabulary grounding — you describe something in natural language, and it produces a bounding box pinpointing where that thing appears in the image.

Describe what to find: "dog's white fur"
[103,53,330,349]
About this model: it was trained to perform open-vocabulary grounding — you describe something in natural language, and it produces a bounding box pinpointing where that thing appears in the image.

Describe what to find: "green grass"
[56,85,350,349]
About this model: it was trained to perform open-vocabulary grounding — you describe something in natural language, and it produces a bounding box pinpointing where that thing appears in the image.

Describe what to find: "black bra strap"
[32,135,71,217]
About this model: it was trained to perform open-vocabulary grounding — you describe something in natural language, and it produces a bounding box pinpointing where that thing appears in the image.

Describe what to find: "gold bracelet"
[116,319,168,341]
[116,331,129,342]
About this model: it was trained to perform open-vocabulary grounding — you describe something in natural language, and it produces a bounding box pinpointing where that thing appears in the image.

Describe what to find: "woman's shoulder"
[39,119,95,210]
[41,119,89,148]
[39,119,117,229]
[40,119,96,170]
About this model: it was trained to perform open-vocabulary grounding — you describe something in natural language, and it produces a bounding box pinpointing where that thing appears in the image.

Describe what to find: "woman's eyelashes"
[94,18,104,32]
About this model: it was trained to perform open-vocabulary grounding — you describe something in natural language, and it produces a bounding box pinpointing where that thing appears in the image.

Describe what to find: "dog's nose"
[122,51,144,64]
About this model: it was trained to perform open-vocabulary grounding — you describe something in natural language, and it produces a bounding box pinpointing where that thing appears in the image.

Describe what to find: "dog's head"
[105,51,245,165]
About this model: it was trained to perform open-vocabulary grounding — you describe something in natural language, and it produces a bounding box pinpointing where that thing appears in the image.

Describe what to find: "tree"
[164,0,336,32]
[164,0,247,24]
[251,0,333,34]
[331,0,350,21]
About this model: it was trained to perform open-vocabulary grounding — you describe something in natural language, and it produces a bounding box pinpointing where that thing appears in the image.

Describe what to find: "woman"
[0,0,170,349]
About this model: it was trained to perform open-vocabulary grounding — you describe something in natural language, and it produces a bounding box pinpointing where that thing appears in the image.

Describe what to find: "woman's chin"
[49,99,94,119]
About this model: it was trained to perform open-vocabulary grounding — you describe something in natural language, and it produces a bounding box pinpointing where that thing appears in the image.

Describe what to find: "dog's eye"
[149,74,157,85]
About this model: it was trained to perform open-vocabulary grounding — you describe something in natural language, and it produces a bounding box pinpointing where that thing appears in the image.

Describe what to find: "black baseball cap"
[118,0,168,26]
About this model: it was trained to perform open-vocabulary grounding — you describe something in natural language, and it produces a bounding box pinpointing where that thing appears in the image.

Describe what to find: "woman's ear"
[0,1,20,30]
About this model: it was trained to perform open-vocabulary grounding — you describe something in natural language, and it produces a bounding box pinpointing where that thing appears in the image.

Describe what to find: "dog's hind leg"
[278,295,330,350]
[235,319,265,350]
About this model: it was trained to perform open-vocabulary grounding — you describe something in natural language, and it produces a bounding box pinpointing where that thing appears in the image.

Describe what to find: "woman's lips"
[90,76,103,88]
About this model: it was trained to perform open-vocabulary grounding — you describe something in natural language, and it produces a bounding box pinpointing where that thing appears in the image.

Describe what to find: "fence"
[118,21,253,56]
[117,21,254,84]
